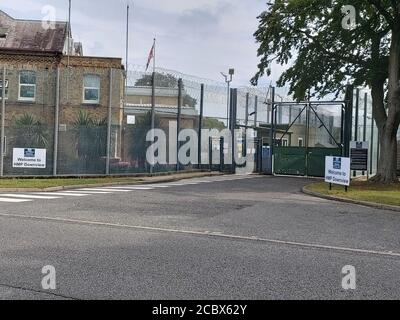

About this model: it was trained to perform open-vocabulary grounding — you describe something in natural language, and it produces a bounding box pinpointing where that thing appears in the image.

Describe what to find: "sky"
[0,0,275,86]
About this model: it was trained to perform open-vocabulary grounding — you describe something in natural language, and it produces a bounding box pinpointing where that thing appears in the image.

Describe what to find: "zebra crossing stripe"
[106,186,155,190]
[1,194,61,200]
[35,192,89,197]
[0,197,32,203]
[64,191,112,194]
[78,188,132,192]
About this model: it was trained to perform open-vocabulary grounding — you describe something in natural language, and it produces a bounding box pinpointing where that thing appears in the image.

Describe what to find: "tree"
[252,1,400,183]
[135,72,197,108]
[202,117,227,131]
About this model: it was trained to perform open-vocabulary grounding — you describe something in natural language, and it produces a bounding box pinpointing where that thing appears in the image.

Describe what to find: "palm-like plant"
[14,113,49,148]
[73,110,107,161]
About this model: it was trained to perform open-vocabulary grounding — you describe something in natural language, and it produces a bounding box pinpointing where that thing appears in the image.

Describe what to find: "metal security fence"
[0,65,267,177]
[2,62,382,178]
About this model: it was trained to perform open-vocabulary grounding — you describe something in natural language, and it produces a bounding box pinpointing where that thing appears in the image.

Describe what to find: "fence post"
[245,93,249,129]
[244,92,249,158]
[198,84,204,169]
[270,87,275,157]
[370,113,375,175]
[220,137,224,172]
[343,85,354,158]
[176,78,182,172]
[106,68,113,175]
[53,67,60,176]
[355,88,359,142]
[254,95,258,128]
[230,88,237,174]
[353,88,360,177]
[209,136,213,171]
[150,71,156,174]
[0,66,5,177]
[363,92,368,176]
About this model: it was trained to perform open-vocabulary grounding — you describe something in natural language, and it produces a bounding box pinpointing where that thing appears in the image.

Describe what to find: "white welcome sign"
[13,148,47,169]
[325,156,351,187]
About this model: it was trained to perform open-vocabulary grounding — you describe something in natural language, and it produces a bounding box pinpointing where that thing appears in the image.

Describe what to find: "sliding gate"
[274,147,341,177]
[272,100,348,177]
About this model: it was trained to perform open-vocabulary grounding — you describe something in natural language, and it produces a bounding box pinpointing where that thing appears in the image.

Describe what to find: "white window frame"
[282,138,289,147]
[0,79,8,100]
[18,71,36,102]
[298,138,304,147]
[83,74,101,104]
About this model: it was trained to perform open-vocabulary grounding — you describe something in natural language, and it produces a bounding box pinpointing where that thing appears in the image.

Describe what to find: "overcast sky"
[1,0,275,86]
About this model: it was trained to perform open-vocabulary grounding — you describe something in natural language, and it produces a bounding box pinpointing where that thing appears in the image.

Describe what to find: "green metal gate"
[274,147,342,177]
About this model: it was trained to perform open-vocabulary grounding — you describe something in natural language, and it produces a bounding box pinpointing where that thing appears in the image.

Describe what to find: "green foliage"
[73,110,107,162]
[253,0,400,183]
[14,113,49,148]
[252,0,390,99]
[202,117,226,131]
[135,72,197,108]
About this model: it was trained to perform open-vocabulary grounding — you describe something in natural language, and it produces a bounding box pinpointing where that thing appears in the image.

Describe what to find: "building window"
[19,71,36,101]
[298,138,304,147]
[0,27,8,39]
[0,79,8,99]
[282,138,289,147]
[83,74,100,104]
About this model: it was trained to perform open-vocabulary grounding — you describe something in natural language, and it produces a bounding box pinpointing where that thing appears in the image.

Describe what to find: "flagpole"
[125,3,129,108]
[153,38,156,73]
[150,38,156,174]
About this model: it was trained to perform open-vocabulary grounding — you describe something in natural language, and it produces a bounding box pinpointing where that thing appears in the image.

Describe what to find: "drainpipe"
[53,67,60,176]
[0,66,6,177]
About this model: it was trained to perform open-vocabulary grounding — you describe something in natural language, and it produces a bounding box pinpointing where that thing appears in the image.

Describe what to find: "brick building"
[0,10,124,175]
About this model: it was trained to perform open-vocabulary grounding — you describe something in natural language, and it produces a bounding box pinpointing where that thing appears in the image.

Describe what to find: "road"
[0,175,399,300]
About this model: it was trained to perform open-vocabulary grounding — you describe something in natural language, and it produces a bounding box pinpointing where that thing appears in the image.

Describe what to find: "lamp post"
[221,68,235,129]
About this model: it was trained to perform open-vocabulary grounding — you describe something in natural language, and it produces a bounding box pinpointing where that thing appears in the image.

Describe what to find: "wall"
[0,52,124,175]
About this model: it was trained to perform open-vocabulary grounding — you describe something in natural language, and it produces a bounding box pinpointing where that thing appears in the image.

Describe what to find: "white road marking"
[144,185,170,188]
[114,187,154,190]
[64,191,112,194]
[0,198,32,203]
[78,188,132,192]
[0,212,399,259]
[106,186,155,190]
[35,192,89,197]
[1,194,61,200]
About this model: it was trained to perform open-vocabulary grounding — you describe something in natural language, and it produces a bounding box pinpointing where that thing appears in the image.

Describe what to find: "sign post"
[350,141,369,178]
[325,156,351,191]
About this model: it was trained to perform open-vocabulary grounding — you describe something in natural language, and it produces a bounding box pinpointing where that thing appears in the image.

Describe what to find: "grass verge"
[0,177,146,189]
[307,181,400,207]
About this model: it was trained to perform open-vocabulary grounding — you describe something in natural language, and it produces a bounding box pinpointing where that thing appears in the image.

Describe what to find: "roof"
[125,104,199,117]
[127,86,179,97]
[0,10,68,53]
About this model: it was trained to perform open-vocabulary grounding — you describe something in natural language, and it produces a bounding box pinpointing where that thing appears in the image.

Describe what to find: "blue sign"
[24,148,36,158]
[333,157,342,170]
